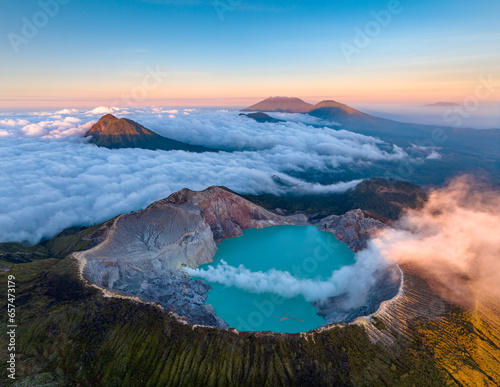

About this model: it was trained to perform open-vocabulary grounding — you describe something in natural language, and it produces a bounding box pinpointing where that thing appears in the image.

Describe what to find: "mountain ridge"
[242,97,500,143]
[241,97,314,113]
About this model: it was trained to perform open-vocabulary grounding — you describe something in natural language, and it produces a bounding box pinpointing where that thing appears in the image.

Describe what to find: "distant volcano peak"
[267,96,305,101]
[85,114,152,137]
[425,102,460,107]
[241,97,314,113]
[241,97,371,117]
[100,113,117,120]
[310,100,371,117]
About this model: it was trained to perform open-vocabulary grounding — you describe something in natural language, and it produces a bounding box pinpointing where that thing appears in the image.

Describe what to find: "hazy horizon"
[2,99,498,129]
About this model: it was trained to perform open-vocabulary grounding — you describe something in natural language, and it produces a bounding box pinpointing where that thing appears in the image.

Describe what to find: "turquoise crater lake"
[193,225,356,333]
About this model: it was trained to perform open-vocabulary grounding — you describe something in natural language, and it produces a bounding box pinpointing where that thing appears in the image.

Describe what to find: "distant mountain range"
[241,97,372,116]
[242,97,425,140]
[85,114,218,153]
[241,97,500,149]
[425,102,460,107]
[241,97,499,185]
[83,103,498,185]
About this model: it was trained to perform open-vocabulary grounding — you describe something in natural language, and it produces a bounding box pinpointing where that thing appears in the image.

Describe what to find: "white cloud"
[22,123,47,137]
[64,117,81,123]
[56,108,80,115]
[0,136,366,244]
[407,143,442,160]
[18,117,90,139]
[29,111,54,116]
[86,106,120,115]
[152,107,178,114]
[426,151,441,160]
[0,119,30,127]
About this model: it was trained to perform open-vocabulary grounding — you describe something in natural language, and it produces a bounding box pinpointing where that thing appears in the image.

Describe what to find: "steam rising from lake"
[185,251,385,306]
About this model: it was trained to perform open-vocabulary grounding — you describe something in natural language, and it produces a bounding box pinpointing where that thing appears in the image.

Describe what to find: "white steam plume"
[364,176,500,306]
[186,247,387,307]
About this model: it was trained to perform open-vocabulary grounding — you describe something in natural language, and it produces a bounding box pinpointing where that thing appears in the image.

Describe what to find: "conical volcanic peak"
[241,97,314,113]
[86,114,154,137]
[84,114,218,153]
[311,100,371,117]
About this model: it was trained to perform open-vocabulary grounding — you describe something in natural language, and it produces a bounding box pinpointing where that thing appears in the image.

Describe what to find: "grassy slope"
[0,223,109,265]
[1,258,498,385]
[414,296,500,385]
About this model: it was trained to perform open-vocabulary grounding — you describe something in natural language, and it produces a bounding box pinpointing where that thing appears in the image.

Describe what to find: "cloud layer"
[0,106,429,244]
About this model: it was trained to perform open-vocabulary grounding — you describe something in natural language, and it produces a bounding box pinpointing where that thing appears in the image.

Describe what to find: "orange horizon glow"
[2,72,499,109]
[1,93,499,110]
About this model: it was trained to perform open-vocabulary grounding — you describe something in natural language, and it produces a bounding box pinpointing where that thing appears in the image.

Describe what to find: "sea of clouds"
[0,106,435,244]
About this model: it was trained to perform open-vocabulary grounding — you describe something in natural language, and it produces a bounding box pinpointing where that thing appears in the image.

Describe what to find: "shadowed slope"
[239,112,285,123]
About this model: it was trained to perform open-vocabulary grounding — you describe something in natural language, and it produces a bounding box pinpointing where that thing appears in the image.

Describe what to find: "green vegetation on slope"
[0,223,109,265]
[243,178,428,220]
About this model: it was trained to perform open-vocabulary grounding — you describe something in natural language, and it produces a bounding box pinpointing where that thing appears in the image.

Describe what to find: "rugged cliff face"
[314,209,387,252]
[161,187,309,242]
[76,186,397,329]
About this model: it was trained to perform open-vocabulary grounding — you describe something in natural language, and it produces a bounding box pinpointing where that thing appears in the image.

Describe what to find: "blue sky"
[1,0,499,107]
